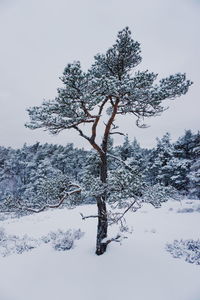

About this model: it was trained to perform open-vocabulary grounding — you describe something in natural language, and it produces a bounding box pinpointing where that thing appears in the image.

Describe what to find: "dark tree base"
[96,243,107,256]
[95,195,108,256]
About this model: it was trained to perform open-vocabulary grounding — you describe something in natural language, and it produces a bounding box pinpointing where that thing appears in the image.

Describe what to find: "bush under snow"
[0,227,39,257]
[41,229,84,251]
[0,227,84,257]
[166,239,200,265]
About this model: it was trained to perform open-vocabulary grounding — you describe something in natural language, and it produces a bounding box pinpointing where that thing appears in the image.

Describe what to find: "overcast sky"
[0,0,199,149]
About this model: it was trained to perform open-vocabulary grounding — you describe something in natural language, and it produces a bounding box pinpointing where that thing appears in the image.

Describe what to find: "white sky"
[0,0,199,149]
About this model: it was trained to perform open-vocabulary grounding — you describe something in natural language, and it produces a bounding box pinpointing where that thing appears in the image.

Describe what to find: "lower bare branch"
[102,234,122,246]
[115,200,137,223]
[108,199,141,227]
[80,213,99,220]
[110,131,125,136]
[14,187,81,213]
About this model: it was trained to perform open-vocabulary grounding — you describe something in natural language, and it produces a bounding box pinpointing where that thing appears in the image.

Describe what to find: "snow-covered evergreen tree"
[24,28,192,255]
[188,132,200,198]
[147,133,174,186]
[147,132,193,192]
[174,130,197,160]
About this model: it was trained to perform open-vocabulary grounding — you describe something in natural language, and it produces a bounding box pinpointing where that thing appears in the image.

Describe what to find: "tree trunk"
[95,155,108,255]
[96,196,108,255]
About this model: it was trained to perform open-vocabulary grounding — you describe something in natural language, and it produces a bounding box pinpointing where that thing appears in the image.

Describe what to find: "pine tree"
[26,27,192,255]
[173,130,200,193]
[119,135,133,161]
[148,133,174,186]
[188,132,200,198]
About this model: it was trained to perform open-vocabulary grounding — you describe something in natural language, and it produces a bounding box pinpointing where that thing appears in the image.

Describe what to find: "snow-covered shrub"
[0,227,84,257]
[166,239,200,265]
[176,201,200,213]
[0,227,39,257]
[0,227,6,241]
[177,207,194,213]
[177,206,200,213]
[41,229,84,251]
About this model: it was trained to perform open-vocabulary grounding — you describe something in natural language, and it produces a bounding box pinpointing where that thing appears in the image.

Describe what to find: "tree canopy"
[26,27,192,150]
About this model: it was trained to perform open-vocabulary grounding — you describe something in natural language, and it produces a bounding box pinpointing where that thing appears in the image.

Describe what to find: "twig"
[80,213,99,220]
[110,131,125,136]
[102,234,122,246]
[115,200,137,223]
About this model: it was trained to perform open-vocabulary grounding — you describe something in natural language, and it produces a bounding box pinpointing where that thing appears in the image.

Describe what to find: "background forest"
[0,129,199,213]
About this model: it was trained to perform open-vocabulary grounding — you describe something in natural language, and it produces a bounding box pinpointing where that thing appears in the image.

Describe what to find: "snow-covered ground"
[0,199,200,300]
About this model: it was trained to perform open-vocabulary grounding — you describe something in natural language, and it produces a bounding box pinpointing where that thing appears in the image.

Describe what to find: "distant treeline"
[0,130,199,208]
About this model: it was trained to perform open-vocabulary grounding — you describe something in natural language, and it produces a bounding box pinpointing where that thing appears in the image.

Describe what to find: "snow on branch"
[9,184,82,214]
[101,234,122,246]
[107,153,135,172]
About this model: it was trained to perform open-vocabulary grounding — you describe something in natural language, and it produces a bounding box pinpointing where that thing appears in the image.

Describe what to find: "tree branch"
[91,97,109,143]
[101,234,122,246]
[14,185,81,213]
[102,97,120,153]
[80,213,99,220]
[73,125,104,157]
[80,100,97,119]
[115,200,137,222]
[110,131,125,136]
[108,199,141,226]
[73,126,91,142]
[107,153,135,172]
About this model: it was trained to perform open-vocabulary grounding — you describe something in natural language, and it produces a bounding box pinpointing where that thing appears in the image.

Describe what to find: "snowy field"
[0,199,200,300]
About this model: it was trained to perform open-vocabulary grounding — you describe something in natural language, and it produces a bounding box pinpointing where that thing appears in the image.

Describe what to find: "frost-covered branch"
[101,234,122,246]
[107,153,135,172]
[10,184,81,214]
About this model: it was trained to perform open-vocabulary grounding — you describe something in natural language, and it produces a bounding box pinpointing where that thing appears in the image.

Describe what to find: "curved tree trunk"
[96,154,108,255]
